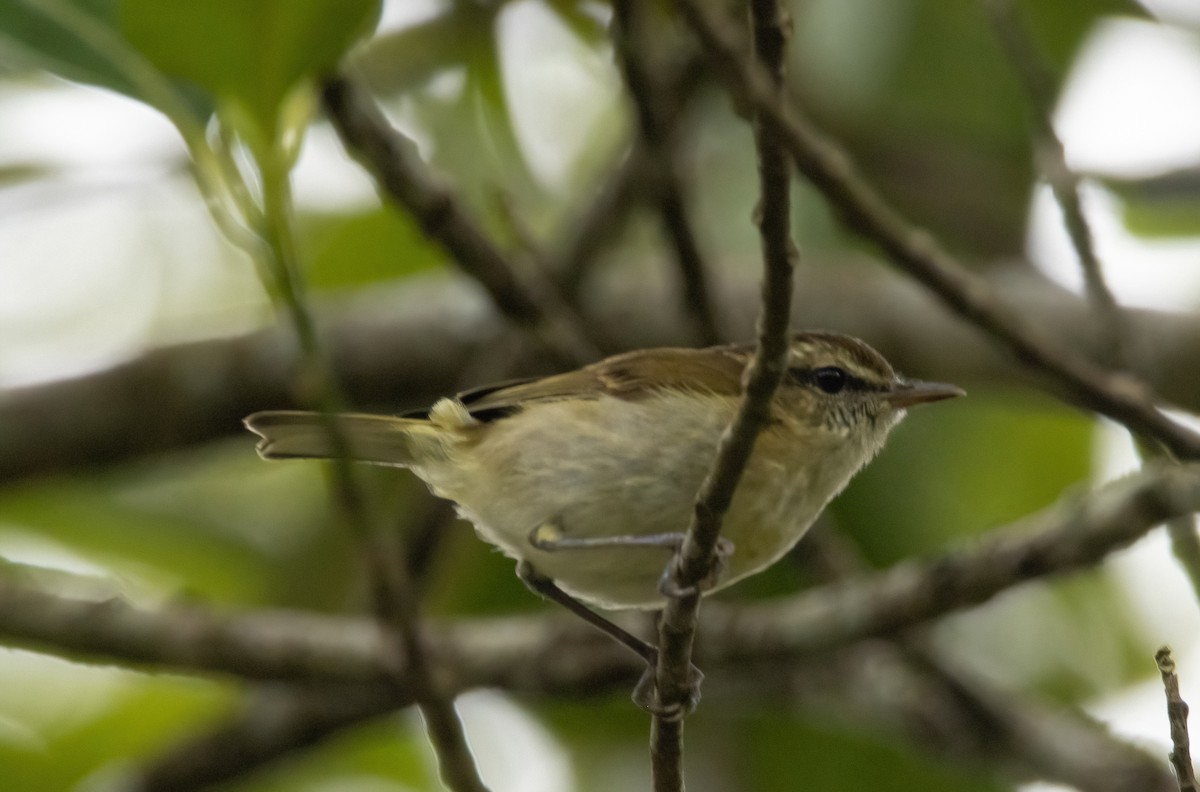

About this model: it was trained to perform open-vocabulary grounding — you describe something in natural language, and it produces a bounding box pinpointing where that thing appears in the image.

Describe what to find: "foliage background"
[1,0,1199,790]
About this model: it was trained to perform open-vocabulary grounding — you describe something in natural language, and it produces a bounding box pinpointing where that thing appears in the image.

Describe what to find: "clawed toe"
[632,662,704,720]
[656,538,736,599]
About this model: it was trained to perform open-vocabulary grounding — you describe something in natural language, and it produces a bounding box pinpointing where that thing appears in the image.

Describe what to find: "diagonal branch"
[613,0,722,346]
[678,0,1200,461]
[0,466,1195,792]
[320,74,600,368]
[707,464,1200,657]
[982,0,1126,363]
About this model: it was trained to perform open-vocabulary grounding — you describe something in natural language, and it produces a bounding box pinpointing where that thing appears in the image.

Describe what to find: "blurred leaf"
[831,394,1093,565]
[119,0,382,142]
[0,667,229,791]
[0,446,355,609]
[0,0,131,95]
[356,3,495,96]
[0,0,213,119]
[1102,168,1200,237]
[302,206,447,291]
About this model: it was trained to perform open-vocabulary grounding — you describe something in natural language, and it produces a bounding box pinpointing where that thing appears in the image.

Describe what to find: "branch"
[0,467,1195,791]
[985,0,1200,606]
[320,74,599,367]
[706,464,1200,657]
[4,466,1192,685]
[1157,646,1200,792]
[258,138,489,792]
[0,464,1193,786]
[983,0,1126,363]
[613,1,722,346]
[679,0,1200,461]
[652,1,794,787]
[7,263,1200,484]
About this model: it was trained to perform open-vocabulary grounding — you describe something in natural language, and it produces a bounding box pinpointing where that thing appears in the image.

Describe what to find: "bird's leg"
[520,521,728,718]
[515,559,656,663]
[515,560,703,718]
[529,523,736,598]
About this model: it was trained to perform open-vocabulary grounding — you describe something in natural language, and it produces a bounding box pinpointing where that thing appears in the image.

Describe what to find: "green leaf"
[119,0,382,141]
[0,0,130,94]
[1103,169,1200,238]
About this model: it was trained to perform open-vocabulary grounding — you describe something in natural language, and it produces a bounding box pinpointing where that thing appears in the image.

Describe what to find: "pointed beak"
[885,379,965,408]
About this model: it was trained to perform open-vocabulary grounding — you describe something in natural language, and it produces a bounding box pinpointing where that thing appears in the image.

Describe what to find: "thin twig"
[320,74,599,368]
[613,1,722,346]
[650,1,794,789]
[678,0,1200,461]
[1157,646,1200,792]
[554,141,650,297]
[983,0,1127,364]
[258,151,490,792]
[553,47,711,298]
[11,261,1200,483]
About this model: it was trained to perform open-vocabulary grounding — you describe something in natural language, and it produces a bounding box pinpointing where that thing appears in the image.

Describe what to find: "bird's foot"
[631,653,704,721]
[657,537,736,599]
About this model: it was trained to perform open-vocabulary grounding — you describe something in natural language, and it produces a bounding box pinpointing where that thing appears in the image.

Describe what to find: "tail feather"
[244,411,429,466]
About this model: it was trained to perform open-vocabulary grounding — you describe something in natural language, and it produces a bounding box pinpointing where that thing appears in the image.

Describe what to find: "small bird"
[245,331,962,614]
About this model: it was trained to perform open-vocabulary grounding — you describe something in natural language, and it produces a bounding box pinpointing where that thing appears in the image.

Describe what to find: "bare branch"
[678,0,1200,460]
[256,141,490,792]
[1157,646,1200,792]
[708,464,1200,657]
[982,0,1126,362]
[7,263,1200,483]
[985,0,1200,606]
[3,465,1191,686]
[320,74,600,367]
[613,1,722,346]
[0,465,1194,790]
[651,1,794,787]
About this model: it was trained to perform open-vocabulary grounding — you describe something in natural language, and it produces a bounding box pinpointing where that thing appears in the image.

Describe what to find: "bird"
[245,331,961,607]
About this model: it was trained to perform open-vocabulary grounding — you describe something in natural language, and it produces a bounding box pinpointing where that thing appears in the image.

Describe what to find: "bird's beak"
[886,379,966,408]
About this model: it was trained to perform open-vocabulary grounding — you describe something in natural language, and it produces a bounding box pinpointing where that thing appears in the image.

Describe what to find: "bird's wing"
[455,345,750,421]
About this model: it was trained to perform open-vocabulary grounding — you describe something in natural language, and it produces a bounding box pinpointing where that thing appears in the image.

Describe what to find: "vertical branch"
[1156,646,1199,792]
[258,148,491,792]
[650,1,796,789]
[612,1,723,346]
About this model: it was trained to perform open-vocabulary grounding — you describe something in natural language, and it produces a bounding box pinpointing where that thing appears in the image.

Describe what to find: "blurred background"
[2,0,1200,790]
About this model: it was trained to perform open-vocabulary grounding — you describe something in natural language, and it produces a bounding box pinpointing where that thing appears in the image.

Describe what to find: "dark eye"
[812,367,847,394]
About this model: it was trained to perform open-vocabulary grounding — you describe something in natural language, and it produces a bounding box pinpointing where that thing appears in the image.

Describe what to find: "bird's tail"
[244,411,439,466]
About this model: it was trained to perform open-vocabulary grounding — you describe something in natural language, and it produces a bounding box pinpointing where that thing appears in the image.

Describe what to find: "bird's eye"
[812,367,847,394]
